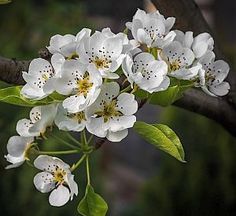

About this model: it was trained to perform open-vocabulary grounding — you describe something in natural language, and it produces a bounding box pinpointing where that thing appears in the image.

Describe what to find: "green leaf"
[149,79,193,106]
[0,0,11,4]
[134,89,150,99]
[0,86,66,107]
[134,121,186,162]
[78,185,108,216]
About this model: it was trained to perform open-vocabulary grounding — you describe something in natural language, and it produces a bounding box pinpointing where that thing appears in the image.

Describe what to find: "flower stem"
[82,130,87,145]
[120,85,132,93]
[86,155,90,185]
[51,134,78,150]
[38,149,80,155]
[66,132,81,146]
[87,135,94,145]
[70,154,87,172]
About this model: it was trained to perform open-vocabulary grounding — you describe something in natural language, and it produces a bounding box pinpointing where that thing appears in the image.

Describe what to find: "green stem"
[38,149,80,155]
[70,154,87,172]
[120,85,132,93]
[87,135,94,145]
[51,134,78,150]
[82,130,87,145]
[66,132,81,146]
[86,156,90,185]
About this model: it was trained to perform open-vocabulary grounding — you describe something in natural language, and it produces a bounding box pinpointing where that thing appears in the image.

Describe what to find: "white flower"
[21,57,60,100]
[126,9,176,48]
[86,82,138,142]
[122,52,169,93]
[47,28,91,58]
[16,104,57,137]
[54,61,102,113]
[161,41,201,80]
[33,155,78,207]
[101,27,139,54]
[197,51,230,96]
[174,30,214,59]
[55,104,89,132]
[5,136,34,169]
[77,29,125,79]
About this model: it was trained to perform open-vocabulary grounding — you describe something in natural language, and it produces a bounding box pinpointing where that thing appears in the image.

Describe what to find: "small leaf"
[149,78,193,106]
[0,0,11,4]
[134,89,150,99]
[0,86,66,107]
[149,85,179,106]
[134,121,186,162]
[78,185,108,216]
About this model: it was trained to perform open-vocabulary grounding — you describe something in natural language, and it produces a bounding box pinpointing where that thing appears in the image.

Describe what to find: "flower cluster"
[4,8,230,210]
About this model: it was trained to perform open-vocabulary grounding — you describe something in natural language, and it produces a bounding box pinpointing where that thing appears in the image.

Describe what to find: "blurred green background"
[0,0,236,216]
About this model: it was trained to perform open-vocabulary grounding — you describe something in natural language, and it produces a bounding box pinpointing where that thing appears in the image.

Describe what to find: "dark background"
[0,0,236,215]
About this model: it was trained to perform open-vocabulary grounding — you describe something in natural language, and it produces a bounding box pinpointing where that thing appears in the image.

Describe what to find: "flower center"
[42,73,49,81]
[205,70,216,83]
[68,111,86,124]
[53,167,66,185]
[77,73,93,96]
[169,60,181,71]
[24,143,33,161]
[92,56,111,69]
[67,52,79,60]
[96,100,122,123]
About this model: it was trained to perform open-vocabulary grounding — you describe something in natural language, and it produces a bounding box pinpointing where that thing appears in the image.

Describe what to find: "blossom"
[174,30,214,59]
[21,56,60,100]
[55,104,89,132]
[126,9,176,48]
[47,28,91,58]
[122,51,169,93]
[16,104,57,137]
[86,82,138,142]
[77,28,125,79]
[161,41,202,80]
[196,51,230,96]
[33,155,78,207]
[5,136,34,169]
[101,27,139,54]
[54,61,102,113]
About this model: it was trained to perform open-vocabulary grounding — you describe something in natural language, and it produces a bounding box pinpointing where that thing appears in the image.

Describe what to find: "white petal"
[109,115,136,132]
[16,118,39,137]
[55,105,86,132]
[30,106,42,123]
[151,76,170,92]
[5,160,24,169]
[7,136,33,157]
[164,17,176,33]
[63,95,87,113]
[21,84,46,100]
[67,174,78,199]
[137,28,152,47]
[28,58,52,76]
[117,93,138,115]
[106,129,128,142]
[34,155,70,172]
[209,82,230,96]
[103,37,123,60]
[34,172,55,193]
[86,117,109,138]
[51,53,65,76]
[75,28,91,42]
[49,185,70,207]
[212,60,229,84]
